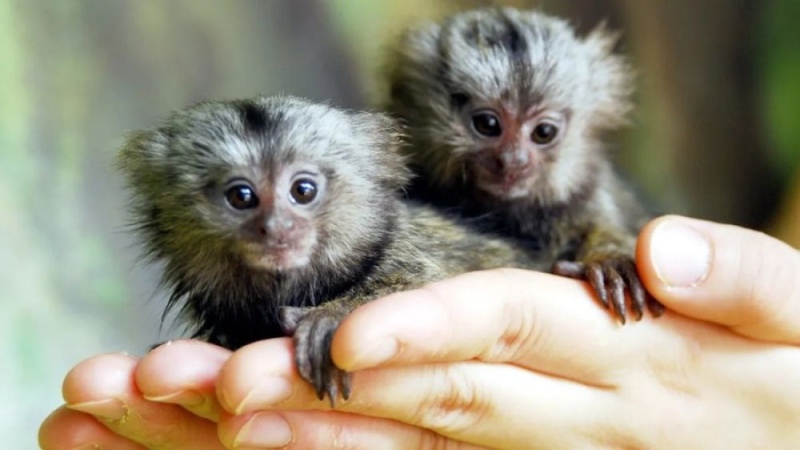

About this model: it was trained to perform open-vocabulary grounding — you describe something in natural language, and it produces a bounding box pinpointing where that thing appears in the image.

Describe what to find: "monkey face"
[456,97,569,200]
[120,96,409,280]
[218,164,326,272]
[386,7,633,205]
[117,96,414,342]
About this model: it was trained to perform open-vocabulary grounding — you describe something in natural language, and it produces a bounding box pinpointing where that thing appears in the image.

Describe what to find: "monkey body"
[419,160,648,262]
[118,95,546,403]
[383,6,663,321]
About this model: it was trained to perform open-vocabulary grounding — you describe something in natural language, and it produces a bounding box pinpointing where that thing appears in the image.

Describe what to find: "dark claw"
[647,293,666,317]
[586,263,608,309]
[279,305,351,407]
[313,315,333,400]
[552,260,585,278]
[312,325,325,400]
[553,255,665,324]
[620,262,645,321]
[606,266,627,324]
[294,320,314,382]
[314,379,326,401]
[341,372,353,400]
[326,380,339,407]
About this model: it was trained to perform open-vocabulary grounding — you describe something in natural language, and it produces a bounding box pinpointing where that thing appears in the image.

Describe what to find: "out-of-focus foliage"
[0,0,797,447]
[761,0,800,179]
[760,0,800,248]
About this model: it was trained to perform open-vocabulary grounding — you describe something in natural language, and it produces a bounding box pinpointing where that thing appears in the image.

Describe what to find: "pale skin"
[39,215,800,449]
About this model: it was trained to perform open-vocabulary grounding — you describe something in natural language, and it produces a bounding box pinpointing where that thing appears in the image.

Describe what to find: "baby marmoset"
[382,7,663,322]
[117,95,547,403]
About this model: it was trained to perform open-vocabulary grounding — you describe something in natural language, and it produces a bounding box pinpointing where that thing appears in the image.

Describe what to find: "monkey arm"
[279,264,435,407]
[279,299,358,406]
[577,225,637,261]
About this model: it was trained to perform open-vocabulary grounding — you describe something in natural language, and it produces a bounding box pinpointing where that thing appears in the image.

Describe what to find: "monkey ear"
[117,129,164,167]
[353,111,413,193]
[380,21,442,109]
[116,128,170,187]
[582,22,636,129]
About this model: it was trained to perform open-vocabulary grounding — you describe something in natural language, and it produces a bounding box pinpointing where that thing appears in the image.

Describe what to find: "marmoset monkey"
[117,95,547,404]
[383,7,664,322]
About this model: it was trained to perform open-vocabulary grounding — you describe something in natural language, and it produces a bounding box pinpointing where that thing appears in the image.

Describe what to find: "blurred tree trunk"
[618,0,779,228]
[768,169,800,247]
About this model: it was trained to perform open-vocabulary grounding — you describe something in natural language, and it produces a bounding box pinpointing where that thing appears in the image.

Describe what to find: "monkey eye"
[470,110,503,138]
[290,178,318,205]
[531,121,560,145]
[224,183,259,210]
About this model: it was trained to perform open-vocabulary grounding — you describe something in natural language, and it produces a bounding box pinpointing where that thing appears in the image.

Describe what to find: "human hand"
[38,341,229,450]
[40,215,800,449]
[39,339,473,450]
[216,215,800,449]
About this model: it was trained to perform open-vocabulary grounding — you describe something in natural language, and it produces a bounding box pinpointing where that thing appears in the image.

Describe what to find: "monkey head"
[385,7,634,206]
[118,96,410,285]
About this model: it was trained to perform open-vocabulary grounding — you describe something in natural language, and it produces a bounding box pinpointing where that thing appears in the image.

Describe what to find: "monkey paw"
[279,305,352,407]
[553,256,665,324]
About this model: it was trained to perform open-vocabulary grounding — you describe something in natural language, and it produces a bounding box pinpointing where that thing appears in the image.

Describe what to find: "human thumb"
[637,215,800,344]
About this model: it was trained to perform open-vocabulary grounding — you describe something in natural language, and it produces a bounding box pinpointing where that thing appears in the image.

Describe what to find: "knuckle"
[482,297,537,363]
[644,335,702,398]
[417,431,472,450]
[138,420,194,450]
[321,420,361,450]
[291,416,379,450]
[611,383,701,449]
[282,411,368,450]
[185,401,221,422]
[733,239,797,327]
[410,365,494,435]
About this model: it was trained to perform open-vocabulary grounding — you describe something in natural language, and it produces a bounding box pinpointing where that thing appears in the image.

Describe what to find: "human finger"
[331,269,655,385]
[38,406,146,450]
[63,353,224,450]
[218,408,488,450]
[637,215,800,343]
[217,295,800,450]
[135,339,230,421]
[217,338,612,449]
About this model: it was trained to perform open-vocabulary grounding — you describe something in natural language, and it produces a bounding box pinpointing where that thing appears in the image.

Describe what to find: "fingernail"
[143,389,206,407]
[651,221,712,287]
[234,376,293,414]
[71,444,100,450]
[234,412,293,448]
[66,399,127,421]
[346,336,399,370]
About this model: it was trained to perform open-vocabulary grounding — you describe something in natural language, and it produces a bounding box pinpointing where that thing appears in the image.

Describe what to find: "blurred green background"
[1,0,798,447]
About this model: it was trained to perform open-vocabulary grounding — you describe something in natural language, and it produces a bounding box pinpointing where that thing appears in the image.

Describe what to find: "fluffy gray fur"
[117,95,547,404]
[382,7,664,321]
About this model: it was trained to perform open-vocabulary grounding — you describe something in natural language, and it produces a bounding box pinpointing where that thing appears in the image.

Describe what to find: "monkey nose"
[499,150,530,168]
[260,227,297,249]
[481,150,533,177]
[266,217,294,230]
[259,217,295,236]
